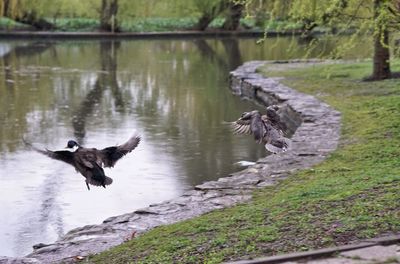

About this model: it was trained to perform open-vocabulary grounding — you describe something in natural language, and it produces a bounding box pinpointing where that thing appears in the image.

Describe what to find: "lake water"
[0,36,371,257]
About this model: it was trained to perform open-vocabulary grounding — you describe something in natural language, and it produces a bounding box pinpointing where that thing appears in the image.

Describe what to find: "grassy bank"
[89,61,400,263]
[0,17,32,30]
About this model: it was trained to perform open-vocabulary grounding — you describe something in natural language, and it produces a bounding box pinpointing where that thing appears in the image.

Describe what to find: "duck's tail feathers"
[89,163,113,188]
[88,176,113,187]
[265,138,291,154]
[103,176,113,186]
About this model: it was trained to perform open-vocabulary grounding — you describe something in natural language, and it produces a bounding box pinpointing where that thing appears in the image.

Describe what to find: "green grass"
[263,20,303,31]
[120,17,197,32]
[88,61,400,263]
[0,17,32,30]
[54,18,99,32]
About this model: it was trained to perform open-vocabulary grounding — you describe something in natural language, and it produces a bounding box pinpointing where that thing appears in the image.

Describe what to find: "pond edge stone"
[7,60,341,263]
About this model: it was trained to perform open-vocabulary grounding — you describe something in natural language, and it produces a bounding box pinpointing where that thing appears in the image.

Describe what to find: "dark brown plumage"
[25,134,141,190]
[232,105,290,153]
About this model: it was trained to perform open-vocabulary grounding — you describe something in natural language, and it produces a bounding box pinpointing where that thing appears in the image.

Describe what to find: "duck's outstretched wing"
[26,141,75,166]
[232,115,265,143]
[100,134,141,168]
[232,119,252,135]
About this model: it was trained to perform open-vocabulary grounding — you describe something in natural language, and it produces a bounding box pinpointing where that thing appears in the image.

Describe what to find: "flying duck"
[232,105,290,153]
[25,134,141,190]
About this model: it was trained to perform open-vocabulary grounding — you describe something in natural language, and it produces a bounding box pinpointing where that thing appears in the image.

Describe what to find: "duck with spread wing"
[232,105,290,153]
[25,134,141,190]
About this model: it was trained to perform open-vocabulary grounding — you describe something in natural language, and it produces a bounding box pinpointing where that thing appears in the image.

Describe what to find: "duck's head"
[66,140,80,151]
[267,105,279,112]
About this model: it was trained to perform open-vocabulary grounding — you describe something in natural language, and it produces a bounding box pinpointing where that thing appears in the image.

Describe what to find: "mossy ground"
[88,61,400,264]
[0,17,32,30]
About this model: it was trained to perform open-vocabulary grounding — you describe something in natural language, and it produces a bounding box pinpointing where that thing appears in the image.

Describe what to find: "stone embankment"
[0,61,341,264]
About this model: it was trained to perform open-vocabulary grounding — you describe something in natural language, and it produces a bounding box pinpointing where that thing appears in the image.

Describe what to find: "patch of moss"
[89,61,400,264]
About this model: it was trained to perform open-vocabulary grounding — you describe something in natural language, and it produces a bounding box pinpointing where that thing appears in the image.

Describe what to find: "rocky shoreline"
[0,61,341,264]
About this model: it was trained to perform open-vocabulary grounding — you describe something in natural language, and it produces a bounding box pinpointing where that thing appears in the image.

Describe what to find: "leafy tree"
[264,0,400,80]
[369,0,398,80]
[0,0,55,29]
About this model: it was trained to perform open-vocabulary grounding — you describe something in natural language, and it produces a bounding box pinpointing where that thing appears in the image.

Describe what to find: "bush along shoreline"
[0,16,303,33]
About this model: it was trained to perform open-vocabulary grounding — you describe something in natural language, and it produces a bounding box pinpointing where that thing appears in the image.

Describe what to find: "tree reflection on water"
[72,41,124,143]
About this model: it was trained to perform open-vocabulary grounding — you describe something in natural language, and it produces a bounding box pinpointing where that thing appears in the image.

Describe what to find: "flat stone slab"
[225,235,400,264]
[0,257,40,264]
[340,245,400,262]
[3,60,342,263]
[301,258,372,264]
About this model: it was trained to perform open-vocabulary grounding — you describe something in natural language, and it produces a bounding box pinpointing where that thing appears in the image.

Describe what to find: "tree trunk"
[100,0,119,32]
[222,2,244,30]
[370,0,391,80]
[2,0,10,17]
[372,29,391,80]
[195,0,229,30]
[196,15,214,30]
